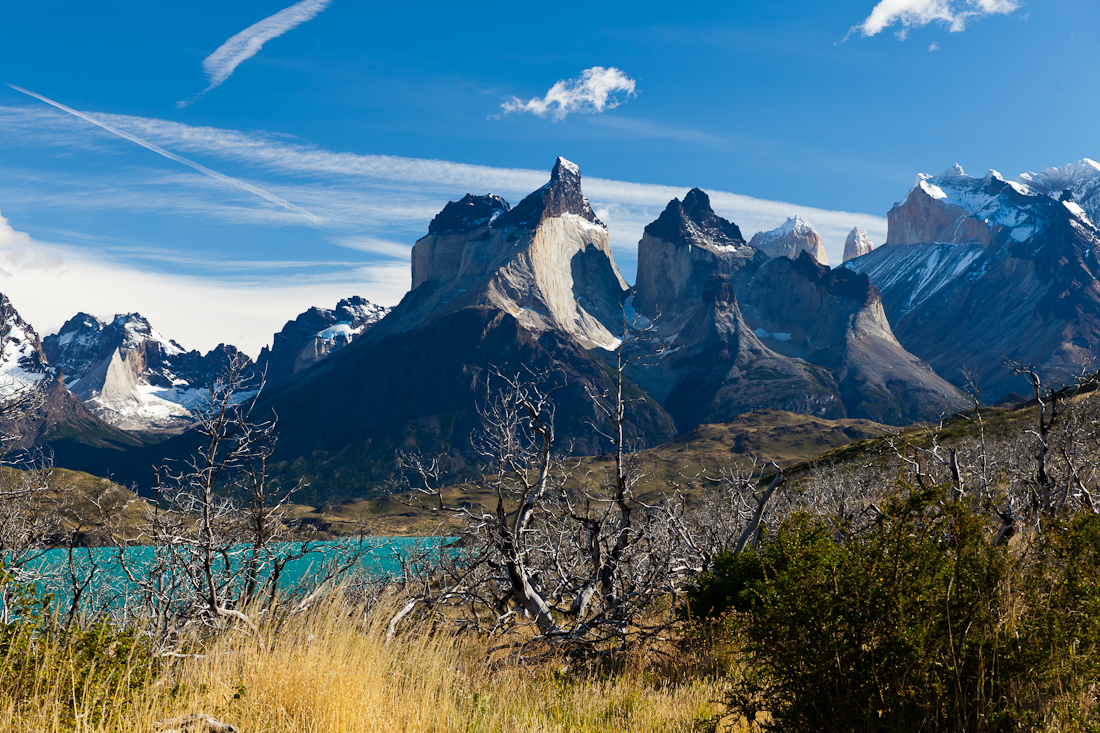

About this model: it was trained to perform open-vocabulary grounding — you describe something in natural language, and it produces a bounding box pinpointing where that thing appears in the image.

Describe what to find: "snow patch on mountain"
[44,311,256,432]
[843,241,987,317]
[1018,158,1100,227]
[749,215,829,265]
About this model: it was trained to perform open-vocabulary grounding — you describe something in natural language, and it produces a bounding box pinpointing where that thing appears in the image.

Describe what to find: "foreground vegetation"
[5,351,1100,731]
[0,587,732,733]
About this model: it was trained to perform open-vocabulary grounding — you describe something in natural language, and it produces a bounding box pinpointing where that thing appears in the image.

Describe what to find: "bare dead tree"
[0,315,64,620]
[99,356,370,653]
[387,312,788,658]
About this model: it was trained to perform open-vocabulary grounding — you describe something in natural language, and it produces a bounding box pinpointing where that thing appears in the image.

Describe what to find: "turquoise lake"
[19,537,451,611]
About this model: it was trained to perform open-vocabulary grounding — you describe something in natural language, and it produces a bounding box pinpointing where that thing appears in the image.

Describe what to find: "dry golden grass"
[0,596,737,733]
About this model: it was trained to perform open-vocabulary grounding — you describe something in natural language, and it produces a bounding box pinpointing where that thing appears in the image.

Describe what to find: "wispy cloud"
[179,0,332,107]
[0,101,887,288]
[0,210,407,355]
[4,84,321,223]
[333,236,412,259]
[849,0,1021,39]
[500,67,637,121]
[588,116,724,145]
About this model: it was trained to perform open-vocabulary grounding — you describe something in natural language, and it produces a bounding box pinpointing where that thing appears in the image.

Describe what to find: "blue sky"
[0,0,1096,354]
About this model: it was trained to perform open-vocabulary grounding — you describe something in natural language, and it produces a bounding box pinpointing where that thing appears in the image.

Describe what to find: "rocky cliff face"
[739,253,967,424]
[255,297,389,388]
[845,162,1100,401]
[748,215,829,265]
[43,313,255,432]
[633,188,757,319]
[411,194,510,290]
[633,192,967,426]
[392,157,629,351]
[843,227,875,263]
[1,293,142,455]
[179,158,677,502]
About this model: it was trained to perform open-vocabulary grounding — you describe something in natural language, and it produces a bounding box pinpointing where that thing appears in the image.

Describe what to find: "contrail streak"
[5,83,321,224]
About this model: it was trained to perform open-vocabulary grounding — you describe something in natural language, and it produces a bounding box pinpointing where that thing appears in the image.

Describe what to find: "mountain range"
[5,156,1100,501]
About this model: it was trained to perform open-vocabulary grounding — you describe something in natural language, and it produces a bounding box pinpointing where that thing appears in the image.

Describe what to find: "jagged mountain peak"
[334,296,388,324]
[891,159,1099,248]
[256,296,390,387]
[495,157,603,230]
[109,312,184,355]
[843,227,875,263]
[645,188,745,247]
[427,193,510,237]
[1018,158,1100,226]
[1,292,50,382]
[57,312,105,334]
[400,157,628,350]
[941,163,966,179]
[749,215,829,266]
[43,309,260,431]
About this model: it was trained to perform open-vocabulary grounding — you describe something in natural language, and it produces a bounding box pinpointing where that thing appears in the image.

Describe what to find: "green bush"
[0,569,156,728]
[687,487,1100,732]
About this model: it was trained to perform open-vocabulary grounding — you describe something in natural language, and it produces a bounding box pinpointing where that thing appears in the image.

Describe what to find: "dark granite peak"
[645,188,745,245]
[789,250,877,304]
[496,157,603,230]
[427,194,510,237]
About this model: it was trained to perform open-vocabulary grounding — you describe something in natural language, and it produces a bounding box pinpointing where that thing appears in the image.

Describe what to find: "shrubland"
[2,350,1100,731]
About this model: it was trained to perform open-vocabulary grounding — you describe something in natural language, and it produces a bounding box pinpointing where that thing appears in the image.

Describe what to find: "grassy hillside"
[23,402,1047,540]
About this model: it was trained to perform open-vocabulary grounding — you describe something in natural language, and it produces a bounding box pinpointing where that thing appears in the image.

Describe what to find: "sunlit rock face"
[749,215,829,265]
[843,227,875,263]
[631,190,967,428]
[845,161,1100,402]
[400,157,629,351]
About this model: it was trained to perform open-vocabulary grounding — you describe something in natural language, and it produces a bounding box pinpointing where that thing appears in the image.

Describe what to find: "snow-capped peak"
[555,157,580,178]
[774,215,816,236]
[1017,158,1100,226]
[113,313,185,355]
[941,163,966,178]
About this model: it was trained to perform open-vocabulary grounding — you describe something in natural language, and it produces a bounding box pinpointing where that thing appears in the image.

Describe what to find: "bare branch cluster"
[387,316,783,658]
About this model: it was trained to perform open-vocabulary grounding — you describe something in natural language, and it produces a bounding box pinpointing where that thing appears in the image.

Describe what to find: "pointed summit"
[843,227,875,263]
[645,188,744,246]
[749,216,829,265]
[427,194,510,237]
[497,157,603,229]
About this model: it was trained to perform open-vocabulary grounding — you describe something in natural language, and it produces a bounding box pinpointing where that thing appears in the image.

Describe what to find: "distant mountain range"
[5,156,1100,501]
[844,159,1100,400]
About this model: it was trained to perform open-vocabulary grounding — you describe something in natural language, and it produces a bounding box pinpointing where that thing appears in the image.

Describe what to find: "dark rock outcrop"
[255,297,388,388]
[633,191,967,427]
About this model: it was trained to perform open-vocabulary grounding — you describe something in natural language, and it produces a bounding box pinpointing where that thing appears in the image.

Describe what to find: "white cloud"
[5,85,321,223]
[850,0,1020,38]
[180,0,332,106]
[500,67,637,121]
[0,103,888,335]
[929,41,941,51]
[333,236,412,259]
[0,211,407,357]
